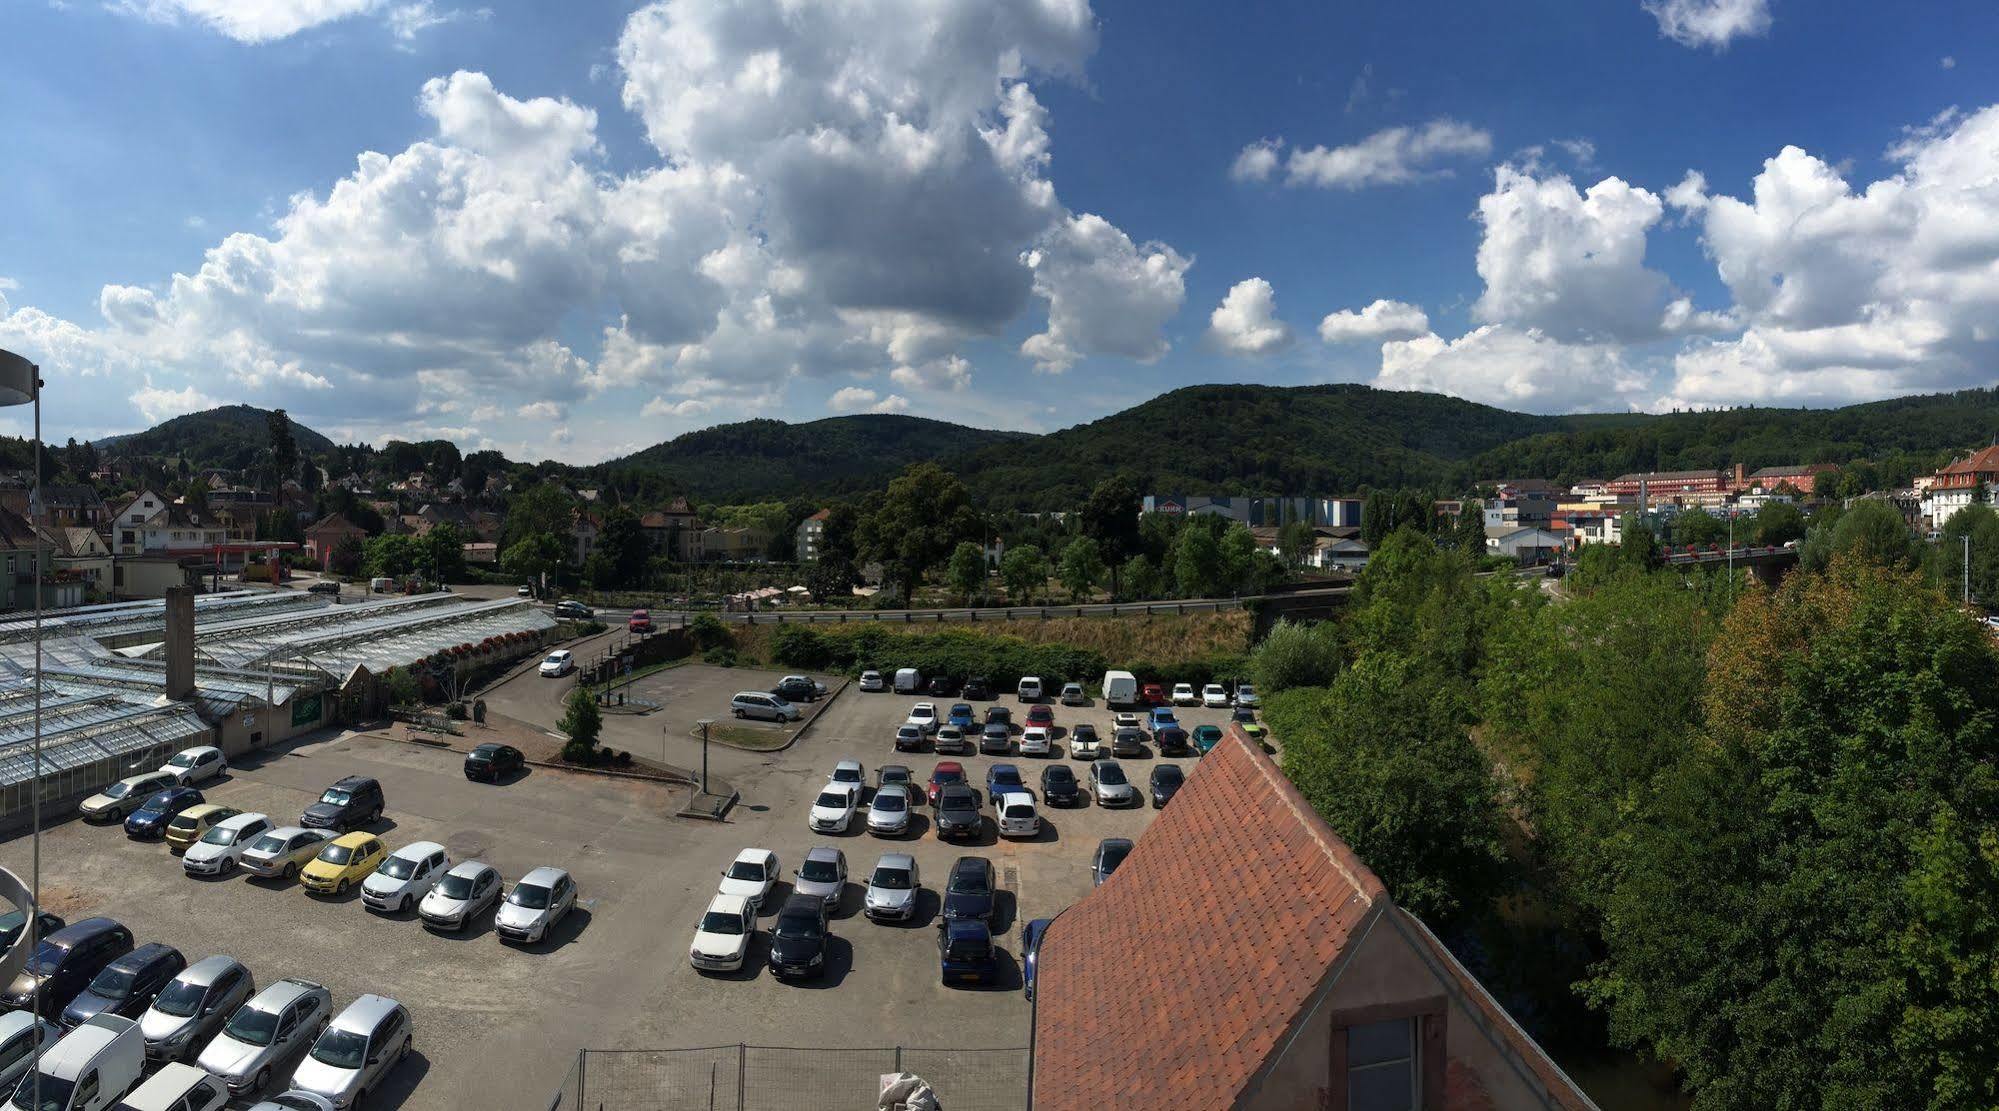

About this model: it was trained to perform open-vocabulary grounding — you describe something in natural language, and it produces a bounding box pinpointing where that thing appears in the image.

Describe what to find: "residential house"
[1031,729,1595,1111]
[1314,535,1372,571]
[1481,488,1558,530]
[795,508,830,563]
[0,484,108,529]
[0,510,84,609]
[36,526,112,598]
[108,490,230,557]
[700,525,771,563]
[304,513,370,563]
[1925,446,1999,529]
[571,510,601,566]
[640,498,702,561]
[1487,525,1565,565]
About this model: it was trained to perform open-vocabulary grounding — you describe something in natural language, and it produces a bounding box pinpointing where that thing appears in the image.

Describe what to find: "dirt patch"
[704,723,796,751]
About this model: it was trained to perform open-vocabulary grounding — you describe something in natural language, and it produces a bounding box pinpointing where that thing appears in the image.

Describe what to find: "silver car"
[197,977,331,1096]
[866,784,913,837]
[239,827,333,881]
[495,867,577,945]
[793,846,847,909]
[290,994,412,1109]
[864,853,920,921]
[418,861,502,932]
[248,1092,337,1111]
[140,955,255,1063]
[0,1012,58,1092]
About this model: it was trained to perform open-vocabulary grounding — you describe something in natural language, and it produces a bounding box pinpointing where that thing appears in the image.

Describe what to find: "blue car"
[947,703,976,731]
[938,918,998,987]
[124,786,203,840]
[1022,918,1052,1002]
[985,763,1028,802]
[1148,706,1179,734]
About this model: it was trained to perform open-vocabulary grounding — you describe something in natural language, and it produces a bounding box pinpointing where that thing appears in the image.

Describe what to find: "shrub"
[1248,620,1343,693]
[557,687,602,763]
[578,619,608,635]
[703,646,739,667]
[689,614,730,649]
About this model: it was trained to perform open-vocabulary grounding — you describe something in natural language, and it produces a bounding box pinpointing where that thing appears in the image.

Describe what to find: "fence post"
[576,1049,586,1109]
[737,1045,747,1111]
[895,1045,903,1074]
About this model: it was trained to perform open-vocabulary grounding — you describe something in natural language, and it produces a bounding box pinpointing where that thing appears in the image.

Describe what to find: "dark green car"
[1191,724,1224,754]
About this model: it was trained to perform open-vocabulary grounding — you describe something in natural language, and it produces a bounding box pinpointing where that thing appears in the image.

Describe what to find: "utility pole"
[696,719,714,794]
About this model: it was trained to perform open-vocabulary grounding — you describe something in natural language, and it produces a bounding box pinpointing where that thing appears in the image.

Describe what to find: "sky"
[0,0,1993,464]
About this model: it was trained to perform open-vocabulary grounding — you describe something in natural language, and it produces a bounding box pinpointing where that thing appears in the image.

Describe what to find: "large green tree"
[944,541,986,600]
[999,544,1048,603]
[1934,504,1999,607]
[500,533,566,590]
[1172,524,1225,598]
[855,463,981,600]
[1058,536,1105,601]
[505,484,576,551]
[595,506,648,587]
[1078,476,1142,592]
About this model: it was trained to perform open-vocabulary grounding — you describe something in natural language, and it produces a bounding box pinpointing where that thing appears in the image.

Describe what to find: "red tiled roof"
[1940,445,1999,476]
[1031,728,1388,1109]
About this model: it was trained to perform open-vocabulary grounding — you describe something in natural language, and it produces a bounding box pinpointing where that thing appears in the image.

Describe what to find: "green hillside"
[95,405,336,470]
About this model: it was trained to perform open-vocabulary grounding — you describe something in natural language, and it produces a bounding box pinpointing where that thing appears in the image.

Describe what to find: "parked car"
[20,1014,144,1110]
[925,675,960,697]
[688,894,755,973]
[418,861,502,932]
[877,765,914,789]
[857,670,886,692]
[984,705,1013,730]
[866,784,914,837]
[926,762,966,806]
[1068,724,1100,761]
[942,856,996,922]
[1139,682,1166,706]
[1234,682,1260,709]
[59,942,184,1031]
[78,772,178,822]
[158,746,226,787]
[997,792,1040,839]
[892,668,923,695]
[0,910,63,955]
[767,895,829,981]
[125,787,203,841]
[1059,682,1087,706]
[181,812,273,877]
[808,784,860,834]
[932,725,969,755]
[1156,726,1190,756]
[960,676,994,701]
[946,703,976,731]
[1088,761,1138,808]
[2,917,133,1018]
[1024,705,1054,730]
[1111,727,1145,758]
[1020,726,1052,757]
[772,675,824,702]
[1111,712,1142,732]
[196,977,331,1097]
[0,1015,52,1098]
[1039,764,1081,807]
[628,609,654,633]
[985,764,1029,802]
[1148,706,1180,733]
[300,776,383,832]
[1092,838,1134,886]
[905,702,939,734]
[864,854,921,922]
[495,867,577,945]
[140,956,254,1065]
[300,832,386,897]
[792,847,848,909]
[1171,682,1199,706]
[1149,764,1186,807]
[979,722,1012,756]
[552,600,594,619]
[1016,676,1043,702]
[938,919,998,987]
[717,848,779,911]
[730,691,801,722]
[238,827,332,882]
[1022,918,1052,1003]
[121,1059,230,1110]
[361,840,449,914]
[1231,706,1258,725]
[538,650,574,677]
[463,743,524,782]
[893,724,927,753]
[827,760,865,790]
[933,784,983,841]
[1241,722,1270,748]
[164,804,239,855]
[306,580,341,597]
[1191,724,1225,754]
[515,583,533,597]
[1201,683,1231,708]
[287,995,411,1103]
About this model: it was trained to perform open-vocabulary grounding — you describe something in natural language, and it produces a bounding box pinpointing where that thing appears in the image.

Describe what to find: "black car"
[463,744,524,782]
[961,676,994,701]
[306,580,341,596]
[979,723,1012,756]
[124,786,203,840]
[1039,765,1081,807]
[939,919,998,987]
[302,775,385,831]
[1156,727,1190,756]
[925,676,960,697]
[942,856,996,922]
[2,917,133,1018]
[934,784,984,840]
[1111,727,1147,758]
[1149,764,1186,808]
[1092,838,1134,886]
[768,894,830,980]
[1231,707,1258,724]
[59,942,184,1029]
[772,676,820,702]
[0,910,63,954]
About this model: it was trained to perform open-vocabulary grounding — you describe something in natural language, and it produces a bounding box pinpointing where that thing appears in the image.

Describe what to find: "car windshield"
[437,872,479,899]
[1046,769,1073,784]
[102,781,132,799]
[1156,768,1184,784]
[935,769,962,783]
[1098,765,1128,786]
[151,978,206,1017]
[993,771,1020,786]
[319,844,354,865]
[773,913,819,939]
[224,1005,280,1046]
[309,1028,369,1070]
[379,856,419,880]
[873,793,906,813]
[941,793,975,812]
[799,859,840,883]
[814,791,849,809]
[945,938,990,961]
[9,1073,71,1111]
[950,869,990,895]
[725,860,766,882]
[87,964,138,999]
[871,866,912,890]
[699,911,744,935]
[472,745,500,759]
[167,753,196,768]
[249,833,288,854]
[1101,844,1132,870]
[24,941,67,976]
[319,788,352,806]
[509,883,552,909]
[199,824,240,846]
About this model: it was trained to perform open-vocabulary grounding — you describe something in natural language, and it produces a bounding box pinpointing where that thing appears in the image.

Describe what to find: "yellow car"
[300,832,387,896]
[164,804,240,855]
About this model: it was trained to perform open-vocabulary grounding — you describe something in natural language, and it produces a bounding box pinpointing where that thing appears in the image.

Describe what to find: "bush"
[1248,620,1343,693]
[703,646,739,667]
[577,619,608,635]
[444,701,468,720]
[557,687,602,763]
[689,614,730,649]
[614,750,633,767]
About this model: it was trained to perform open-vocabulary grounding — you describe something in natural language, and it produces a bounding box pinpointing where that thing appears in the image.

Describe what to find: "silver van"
[730,692,800,723]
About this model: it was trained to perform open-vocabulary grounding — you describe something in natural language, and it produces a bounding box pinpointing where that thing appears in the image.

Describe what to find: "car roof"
[264,825,313,839]
[44,916,122,948]
[39,1014,134,1078]
[111,942,179,971]
[250,977,324,1011]
[330,775,377,790]
[519,866,568,886]
[175,745,222,757]
[777,893,822,915]
[175,803,231,820]
[443,860,496,879]
[118,771,173,785]
[944,918,990,940]
[215,811,268,831]
[175,955,243,987]
[999,791,1035,807]
[733,847,776,865]
[707,892,752,916]
[833,759,861,770]
[874,852,916,870]
[122,1062,213,1109]
[803,845,843,864]
[0,1011,38,1041]
[329,831,377,848]
[1099,837,1135,851]
[1042,764,1074,778]
[388,840,446,859]
[950,855,990,874]
[933,761,963,774]
[328,994,402,1035]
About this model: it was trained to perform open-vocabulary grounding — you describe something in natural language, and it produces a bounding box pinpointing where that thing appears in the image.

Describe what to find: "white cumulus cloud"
[828,386,911,414]
[1021,214,1191,373]
[1208,278,1292,356]
[1273,120,1492,190]
[1230,139,1282,183]
[1643,0,1772,50]
[1376,326,1648,412]
[1318,299,1430,343]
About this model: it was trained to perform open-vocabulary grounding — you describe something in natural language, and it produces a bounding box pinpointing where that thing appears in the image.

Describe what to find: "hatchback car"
[864,854,921,922]
[1139,682,1166,706]
[942,856,996,922]
[1,917,133,1018]
[767,894,830,981]
[125,786,203,841]
[934,784,983,841]
[300,776,383,832]
[1150,764,1186,807]
[932,723,967,754]
[1231,706,1259,725]
[857,670,885,692]
[60,942,185,1030]
[1191,724,1225,755]
[1156,726,1191,756]
[141,956,254,1064]
[893,724,927,753]
[1234,682,1260,709]
[772,675,823,702]
[418,861,502,932]
[290,994,412,1110]
[495,867,577,945]
[79,771,178,822]
[1111,727,1146,758]
[827,760,866,789]
[938,919,998,987]
[538,650,574,677]
[307,580,342,596]
[983,705,1012,730]
[946,703,976,731]
[1088,761,1138,808]
[1172,682,1199,705]
[239,827,332,882]
[905,703,939,734]
[1039,764,1081,807]
[360,841,449,914]
[120,1060,230,1111]
[462,743,524,782]
[961,676,994,700]
[865,784,913,837]
[718,848,779,910]
[164,803,239,855]
[628,609,654,633]
[195,976,331,1097]
[688,894,755,973]
[1093,838,1134,886]
[792,847,848,909]
[552,600,594,619]
[1059,682,1087,706]
[926,762,966,806]
[1020,726,1052,757]
[182,812,274,877]
[1024,705,1054,730]
[925,675,960,697]
[1202,683,1231,708]
[0,910,62,956]
[980,721,1011,755]
[1067,724,1100,760]
[877,765,914,789]
[159,746,227,787]
[1112,711,1142,732]
[808,784,860,834]
[1241,722,1270,748]
[985,764,1029,801]
[1148,706,1180,733]
[996,793,1040,839]
[300,833,387,897]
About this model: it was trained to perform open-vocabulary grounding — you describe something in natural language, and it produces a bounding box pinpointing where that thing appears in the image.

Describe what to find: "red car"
[1025,705,1055,729]
[1140,682,1166,706]
[927,761,967,806]
[628,608,653,633]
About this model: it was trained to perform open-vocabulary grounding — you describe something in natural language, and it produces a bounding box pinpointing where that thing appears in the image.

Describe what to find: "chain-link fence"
[549,1045,1028,1111]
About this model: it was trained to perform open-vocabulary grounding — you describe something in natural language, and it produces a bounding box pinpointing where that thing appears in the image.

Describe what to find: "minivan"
[3,919,135,1018]
[1016,676,1043,702]
[730,692,800,723]
[300,776,384,832]
[60,944,185,1030]
[893,668,923,695]
[13,1013,144,1110]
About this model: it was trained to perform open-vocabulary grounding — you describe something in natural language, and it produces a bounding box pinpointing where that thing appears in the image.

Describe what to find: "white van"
[110,1062,226,1111]
[22,1013,144,1111]
[1101,670,1138,708]
[368,577,396,594]
[893,668,923,695]
[1017,676,1044,702]
[730,692,801,723]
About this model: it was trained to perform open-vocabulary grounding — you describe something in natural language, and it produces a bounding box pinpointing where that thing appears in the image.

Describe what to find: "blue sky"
[1,0,1994,462]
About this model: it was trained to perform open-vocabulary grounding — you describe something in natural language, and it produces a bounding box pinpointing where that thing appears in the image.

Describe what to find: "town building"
[303,513,369,563]
[1031,729,1594,1111]
[1738,463,1835,496]
[1143,495,1362,528]
[1926,446,1999,530]
[1604,469,1730,503]
[700,526,771,562]
[0,484,108,529]
[109,490,229,557]
[37,526,112,599]
[0,509,84,610]
[1482,488,1558,530]
[795,508,829,563]
[1487,525,1565,565]
[640,498,702,562]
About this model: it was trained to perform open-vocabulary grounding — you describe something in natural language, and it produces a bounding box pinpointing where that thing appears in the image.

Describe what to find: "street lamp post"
[0,348,46,1108]
[696,718,714,795]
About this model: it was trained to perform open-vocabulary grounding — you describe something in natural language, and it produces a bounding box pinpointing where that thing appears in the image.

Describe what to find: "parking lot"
[0,673,1243,1108]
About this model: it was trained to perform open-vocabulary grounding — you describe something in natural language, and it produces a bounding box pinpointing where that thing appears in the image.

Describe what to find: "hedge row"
[765,624,1245,690]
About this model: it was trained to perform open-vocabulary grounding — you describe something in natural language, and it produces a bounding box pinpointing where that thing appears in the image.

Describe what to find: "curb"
[705,678,849,755]
[376,731,696,788]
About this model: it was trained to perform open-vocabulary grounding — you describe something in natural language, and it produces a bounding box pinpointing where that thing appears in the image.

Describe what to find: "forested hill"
[94,405,336,470]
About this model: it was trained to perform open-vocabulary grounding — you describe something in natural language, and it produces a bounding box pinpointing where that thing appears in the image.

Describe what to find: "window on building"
[1346,1017,1418,1111]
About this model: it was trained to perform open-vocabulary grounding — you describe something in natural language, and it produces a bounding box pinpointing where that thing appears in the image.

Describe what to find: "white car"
[1017,676,1044,702]
[997,792,1040,838]
[418,861,502,932]
[160,745,227,786]
[718,848,779,910]
[495,867,577,945]
[1059,682,1087,705]
[866,784,913,836]
[689,893,755,972]
[808,784,860,833]
[857,670,886,692]
[1112,712,1143,732]
[1020,726,1052,757]
[360,840,449,914]
[1202,683,1231,708]
[181,812,273,877]
[906,702,939,734]
[828,760,866,789]
[539,650,574,677]
[1172,682,1199,706]
[1234,682,1260,709]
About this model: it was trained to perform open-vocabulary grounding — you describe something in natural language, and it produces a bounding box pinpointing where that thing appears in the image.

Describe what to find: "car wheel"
[253,1067,270,1092]
[335,879,349,895]
[283,862,298,880]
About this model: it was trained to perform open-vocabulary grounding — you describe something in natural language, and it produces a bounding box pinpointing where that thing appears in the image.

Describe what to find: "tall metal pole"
[29,373,43,1108]
[697,719,713,794]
